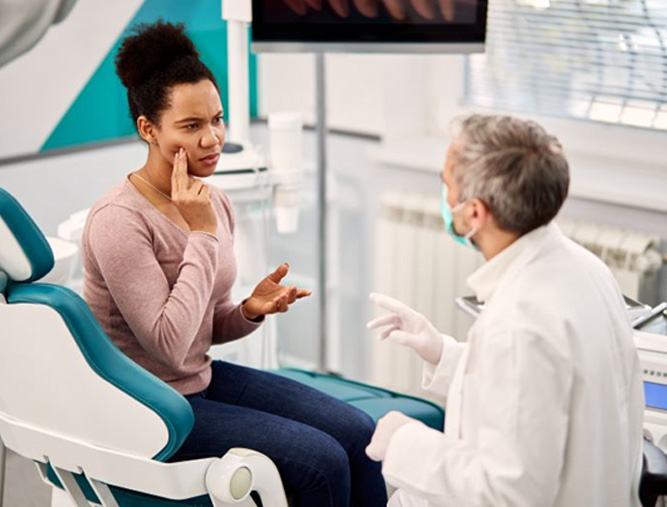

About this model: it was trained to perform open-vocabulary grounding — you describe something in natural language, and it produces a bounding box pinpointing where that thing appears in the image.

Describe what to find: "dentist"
[366,114,644,507]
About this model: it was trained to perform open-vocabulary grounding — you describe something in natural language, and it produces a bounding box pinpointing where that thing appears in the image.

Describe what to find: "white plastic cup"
[268,112,303,174]
[269,112,303,233]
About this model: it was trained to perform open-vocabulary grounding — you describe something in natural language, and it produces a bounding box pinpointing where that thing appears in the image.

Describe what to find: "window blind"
[465,0,667,130]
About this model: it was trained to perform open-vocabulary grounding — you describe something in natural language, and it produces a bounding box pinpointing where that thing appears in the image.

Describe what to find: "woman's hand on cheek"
[242,263,311,319]
[171,148,217,234]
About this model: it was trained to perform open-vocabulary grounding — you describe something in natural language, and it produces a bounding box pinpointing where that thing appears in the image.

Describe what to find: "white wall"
[0,142,146,235]
[257,53,433,138]
[2,52,667,381]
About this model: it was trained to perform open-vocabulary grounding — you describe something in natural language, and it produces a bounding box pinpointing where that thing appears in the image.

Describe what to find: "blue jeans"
[169,361,387,507]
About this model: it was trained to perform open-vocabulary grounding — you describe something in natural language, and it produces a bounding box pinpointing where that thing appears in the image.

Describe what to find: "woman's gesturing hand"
[242,263,311,319]
[171,148,217,235]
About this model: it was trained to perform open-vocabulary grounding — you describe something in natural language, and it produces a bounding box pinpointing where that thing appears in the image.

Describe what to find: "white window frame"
[375,54,667,214]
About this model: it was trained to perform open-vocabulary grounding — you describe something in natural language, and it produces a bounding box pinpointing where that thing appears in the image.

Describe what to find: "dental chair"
[0,187,287,506]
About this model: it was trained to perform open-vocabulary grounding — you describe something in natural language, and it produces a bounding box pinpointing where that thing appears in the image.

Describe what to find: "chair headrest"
[0,188,54,283]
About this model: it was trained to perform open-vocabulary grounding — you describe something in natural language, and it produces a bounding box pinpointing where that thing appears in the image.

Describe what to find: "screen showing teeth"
[261,0,479,23]
[252,0,486,48]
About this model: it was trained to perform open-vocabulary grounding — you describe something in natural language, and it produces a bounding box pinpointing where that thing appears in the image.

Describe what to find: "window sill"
[369,136,667,214]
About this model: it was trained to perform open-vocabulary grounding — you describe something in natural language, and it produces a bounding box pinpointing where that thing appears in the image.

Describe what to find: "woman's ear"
[137,115,156,145]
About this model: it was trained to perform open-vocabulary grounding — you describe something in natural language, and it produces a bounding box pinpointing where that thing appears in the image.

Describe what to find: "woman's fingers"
[171,148,188,196]
[266,287,304,314]
[296,288,312,299]
[189,179,204,195]
[286,286,298,304]
[172,148,204,197]
[272,294,289,313]
[268,263,290,283]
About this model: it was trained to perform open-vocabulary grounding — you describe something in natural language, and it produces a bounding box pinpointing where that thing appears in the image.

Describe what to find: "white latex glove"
[366,411,417,462]
[367,292,444,365]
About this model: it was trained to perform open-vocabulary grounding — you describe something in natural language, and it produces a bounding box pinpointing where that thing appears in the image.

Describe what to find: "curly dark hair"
[114,21,218,127]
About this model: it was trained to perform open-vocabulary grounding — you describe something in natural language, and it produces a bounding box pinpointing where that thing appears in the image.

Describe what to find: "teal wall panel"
[42,0,257,152]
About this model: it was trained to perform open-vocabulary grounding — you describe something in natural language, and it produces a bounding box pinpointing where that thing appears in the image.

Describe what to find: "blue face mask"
[440,184,477,248]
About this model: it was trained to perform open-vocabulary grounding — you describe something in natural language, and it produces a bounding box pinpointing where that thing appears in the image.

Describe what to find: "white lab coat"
[383,223,644,507]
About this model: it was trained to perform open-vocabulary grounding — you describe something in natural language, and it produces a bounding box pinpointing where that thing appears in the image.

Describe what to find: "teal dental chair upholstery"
[273,369,444,431]
[0,187,286,507]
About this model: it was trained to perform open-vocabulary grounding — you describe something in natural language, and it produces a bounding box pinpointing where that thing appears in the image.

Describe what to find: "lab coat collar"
[467,222,562,303]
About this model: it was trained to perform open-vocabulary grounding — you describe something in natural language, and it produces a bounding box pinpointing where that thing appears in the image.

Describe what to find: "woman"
[82,21,387,507]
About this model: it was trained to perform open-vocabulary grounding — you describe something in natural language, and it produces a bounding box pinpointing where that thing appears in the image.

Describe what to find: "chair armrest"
[1,413,288,505]
[206,449,288,507]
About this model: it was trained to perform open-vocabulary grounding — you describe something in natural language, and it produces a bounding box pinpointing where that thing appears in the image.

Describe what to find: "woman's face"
[152,79,225,178]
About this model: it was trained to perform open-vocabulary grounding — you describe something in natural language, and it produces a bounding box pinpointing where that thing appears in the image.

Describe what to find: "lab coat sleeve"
[421,334,467,398]
[383,329,573,507]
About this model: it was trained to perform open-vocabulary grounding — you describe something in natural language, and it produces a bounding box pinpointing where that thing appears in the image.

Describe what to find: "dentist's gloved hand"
[367,292,444,365]
[366,411,417,462]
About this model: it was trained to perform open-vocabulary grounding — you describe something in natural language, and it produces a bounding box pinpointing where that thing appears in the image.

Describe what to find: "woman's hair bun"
[115,21,199,89]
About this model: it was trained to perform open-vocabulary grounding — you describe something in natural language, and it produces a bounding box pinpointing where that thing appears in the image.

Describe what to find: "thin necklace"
[132,172,172,201]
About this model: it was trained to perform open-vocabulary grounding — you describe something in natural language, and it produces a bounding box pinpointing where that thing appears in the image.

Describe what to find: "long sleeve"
[383,329,573,507]
[211,299,262,345]
[421,334,467,398]
[208,191,262,344]
[86,205,219,369]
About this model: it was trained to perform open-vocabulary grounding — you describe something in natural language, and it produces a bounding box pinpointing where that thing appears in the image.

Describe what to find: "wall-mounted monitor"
[252,0,488,53]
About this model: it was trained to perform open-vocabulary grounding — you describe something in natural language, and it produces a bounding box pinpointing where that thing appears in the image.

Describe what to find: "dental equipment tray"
[456,294,667,333]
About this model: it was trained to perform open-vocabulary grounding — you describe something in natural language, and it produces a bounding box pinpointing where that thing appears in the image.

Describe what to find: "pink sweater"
[82,179,261,395]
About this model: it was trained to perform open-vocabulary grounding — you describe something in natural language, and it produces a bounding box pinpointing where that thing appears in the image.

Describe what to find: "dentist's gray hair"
[450,114,570,235]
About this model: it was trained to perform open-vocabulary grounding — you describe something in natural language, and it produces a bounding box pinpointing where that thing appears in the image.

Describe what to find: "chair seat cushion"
[273,368,444,430]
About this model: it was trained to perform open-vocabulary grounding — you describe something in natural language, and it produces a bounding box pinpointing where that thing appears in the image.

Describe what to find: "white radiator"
[370,192,483,395]
[558,218,662,302]
[370,192,664,395]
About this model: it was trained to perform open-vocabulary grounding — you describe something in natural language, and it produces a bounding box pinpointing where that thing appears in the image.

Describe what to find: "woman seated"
[82,21,387,507]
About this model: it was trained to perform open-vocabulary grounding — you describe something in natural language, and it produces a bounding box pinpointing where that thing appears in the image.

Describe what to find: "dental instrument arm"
[0,0,78,68]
